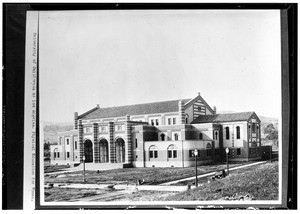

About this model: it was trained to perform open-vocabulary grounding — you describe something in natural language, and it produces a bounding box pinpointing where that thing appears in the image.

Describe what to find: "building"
[50,93,262,168]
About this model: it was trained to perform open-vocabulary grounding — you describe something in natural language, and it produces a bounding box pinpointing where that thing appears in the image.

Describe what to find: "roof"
[191,112,260,124]
[78,98,191,120]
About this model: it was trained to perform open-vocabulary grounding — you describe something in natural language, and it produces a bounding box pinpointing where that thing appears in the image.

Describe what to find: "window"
[168,118,171,125]
[67,152,70,158]
[199,133,203,140]
[136,155,138,159]
[237,148,241,156]
[236,126,240,139]
[135,138,138,148]
[54,152,56,158]
[151,120,154,126]
[75,141,77,149]
[57,152,60,158]
[214,131,218,140]
[149,146,158,159]
[118,125,122,131]
[66,139,69,145]
[156,119,159,126]
[206,149,212,157]
[225,127,230,140]
[167,145,178,159]
[185,114,189,124]
[174,133,178,140]
[173,118,176,125]
[252,123,256,133]
[160,133,165,141]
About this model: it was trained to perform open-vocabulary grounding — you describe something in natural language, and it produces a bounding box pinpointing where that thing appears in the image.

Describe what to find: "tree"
[264,124,278,141]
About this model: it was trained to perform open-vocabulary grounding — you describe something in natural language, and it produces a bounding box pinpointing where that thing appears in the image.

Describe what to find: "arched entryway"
[115,138,125,163]
[84,139,93,163]
[99,139,109,163]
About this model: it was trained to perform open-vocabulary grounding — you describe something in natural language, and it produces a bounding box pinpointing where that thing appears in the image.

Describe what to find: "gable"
[191,112,259,124]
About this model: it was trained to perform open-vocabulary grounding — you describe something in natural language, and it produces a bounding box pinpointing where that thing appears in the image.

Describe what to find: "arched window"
[74,141,77,150]
[185,114,189,124]
[149,145,158,159]
[167,145,178,159]
[236,126,240,139]
[214,131,218,140]
[66,139,69,145]
[199,133,203,140]
[160,133,165,141]
[252,123,256,133]
[174,133,179,141]
[206,143,212,156]
[225,127,230,140]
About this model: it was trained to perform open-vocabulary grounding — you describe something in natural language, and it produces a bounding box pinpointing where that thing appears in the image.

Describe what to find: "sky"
[39,10,281,123]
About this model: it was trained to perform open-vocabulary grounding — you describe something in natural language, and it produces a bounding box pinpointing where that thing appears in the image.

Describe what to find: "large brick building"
[50,93,262,168]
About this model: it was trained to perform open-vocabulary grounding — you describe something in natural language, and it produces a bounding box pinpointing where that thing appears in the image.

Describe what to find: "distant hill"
[43,121,74,144]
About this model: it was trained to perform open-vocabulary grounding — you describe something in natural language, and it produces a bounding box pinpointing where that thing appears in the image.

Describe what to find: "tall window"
[75,141,77,149]
[214,131,218,140]
[225,127,230,140]
[67,152,70,158]
[236,126,240,139]
[156,119,159,125]
[66,139,69,145]
[199,133,203,140]
[135,138,138,148]
[173,118,176,125]
[160,133,165,141]
[174,133,178,141]
[237,148,241,156]
[168,118,171,125]
[252,123,256,132]
[151,120,154,126]
[206,143,212,157]
[167,145,178,159]
[185,114,189,124]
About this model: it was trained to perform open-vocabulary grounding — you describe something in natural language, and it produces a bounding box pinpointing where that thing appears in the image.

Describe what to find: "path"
[161,160,267,185]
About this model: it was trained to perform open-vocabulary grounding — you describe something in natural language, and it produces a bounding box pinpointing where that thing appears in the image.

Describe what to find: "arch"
[53,148,59,159]
[225,127,230,140]
[160,133,165,141]
[84,139,93,163]
[167,144,178,159]
[236,126,241,139]
[149,145,158,159]
[99,138,109,163]
[199,133,203,140]
[115,138,125,163]
[185,114,189,124]
[174,133,178,141]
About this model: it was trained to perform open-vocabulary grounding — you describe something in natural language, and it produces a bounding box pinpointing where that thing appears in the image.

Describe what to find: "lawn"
[44,188,99,202]
[44,161,250,185]
[163,161,278,201]
[44,164,70,173]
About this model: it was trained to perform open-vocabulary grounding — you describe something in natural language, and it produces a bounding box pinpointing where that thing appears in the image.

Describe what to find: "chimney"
[198,92,201,96]
[74,112,78,129]
[126,115,130,121]
[178,100,185,124]
[213,106,217,114]
[97,104,100,108]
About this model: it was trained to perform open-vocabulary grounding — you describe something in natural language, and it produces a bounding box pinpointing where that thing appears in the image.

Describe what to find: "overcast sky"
[39,10,281,123]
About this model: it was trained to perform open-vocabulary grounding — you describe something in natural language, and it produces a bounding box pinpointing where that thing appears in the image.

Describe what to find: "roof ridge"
[91,98,191,110]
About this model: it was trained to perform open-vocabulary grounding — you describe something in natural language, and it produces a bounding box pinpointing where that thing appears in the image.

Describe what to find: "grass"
[44,188,98,202]
[44,161,250,185]
[163,161,278,201]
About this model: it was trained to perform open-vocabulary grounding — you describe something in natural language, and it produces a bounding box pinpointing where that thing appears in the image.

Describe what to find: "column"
[109,122,115,163]
[70,135,74,161]
[93,123,99,163]
[78,120,84,163]
[125,115,132,163]
[178,100,185,124]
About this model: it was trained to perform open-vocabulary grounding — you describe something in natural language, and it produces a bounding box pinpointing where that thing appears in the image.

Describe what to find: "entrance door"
[84,139,93,162]
[99,139,109,163]
[115,138,125,163]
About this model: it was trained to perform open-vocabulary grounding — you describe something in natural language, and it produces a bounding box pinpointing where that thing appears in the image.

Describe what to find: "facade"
[50,93,262,167]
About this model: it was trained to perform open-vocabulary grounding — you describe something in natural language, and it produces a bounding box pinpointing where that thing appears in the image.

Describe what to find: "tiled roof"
[79,99,191,120]
[191,112,258,124]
